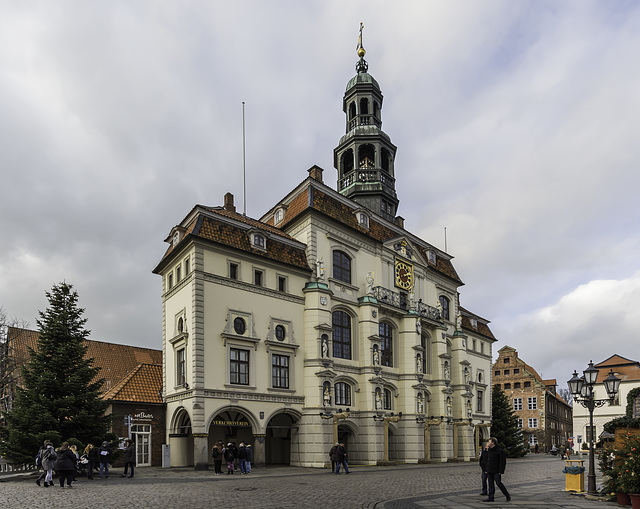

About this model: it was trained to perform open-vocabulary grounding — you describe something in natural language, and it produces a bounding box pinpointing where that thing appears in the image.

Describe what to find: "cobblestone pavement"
[0,455,619,509]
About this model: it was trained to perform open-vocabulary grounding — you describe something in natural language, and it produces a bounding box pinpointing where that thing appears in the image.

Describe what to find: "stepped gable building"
[153,32,497,470]
[492,346,572,452]
[572,354,640,453]
[2,327,164,466]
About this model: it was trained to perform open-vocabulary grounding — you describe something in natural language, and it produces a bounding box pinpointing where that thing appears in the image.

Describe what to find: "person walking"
[559,444,566,460]
[121,439,136,478]
[98,440,112,479]
[479,441,489,496]
[334,442,350,475]
[54,442,77,488]
[69,444,79,483]
[483,437,511,503]
[329,442,338,472]
[245,444,253,473]
[212,441,223,475]
[83,443,97,479]
[224,443,235,474]
[238,442,248,474]
[40,440,57,487]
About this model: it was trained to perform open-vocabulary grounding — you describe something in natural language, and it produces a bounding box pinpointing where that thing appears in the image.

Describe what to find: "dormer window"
[471,318,478,329]
[358,212,369,228]
[253,234,265,248]
[274,208,284,224]
[427,250,436,264]
[173,231,180,247]
[249,232,267,251]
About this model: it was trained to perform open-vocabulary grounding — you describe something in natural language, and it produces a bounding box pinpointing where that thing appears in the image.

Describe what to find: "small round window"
[275,325,285,341]
[233,317,246,335]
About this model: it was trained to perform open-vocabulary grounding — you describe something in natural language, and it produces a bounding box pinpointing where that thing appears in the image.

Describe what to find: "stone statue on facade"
[375,389,382,410]
[456,312,462,331]
[321,336,329,358]
[316,258,325,281]
[417,393,424,414]
[366,271,375,295]
[323,385,331,407]
[372,346,380,366]
[416,354,423,374]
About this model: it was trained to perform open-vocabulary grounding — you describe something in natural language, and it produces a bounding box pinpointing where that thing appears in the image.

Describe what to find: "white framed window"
[335,382,351,406]
[271,354,289,389]
[358,212,369,228]
[528,418,538,428]
[274,208,284,224]
[528,435,538,445]
[229,261,239,280]
[176,347,186,387]
[528,397,538,410]
[252,233,266,249]
[513,398,523,411]
[184,256,190,275]
[517,419,523,428]
[230,348,250,385]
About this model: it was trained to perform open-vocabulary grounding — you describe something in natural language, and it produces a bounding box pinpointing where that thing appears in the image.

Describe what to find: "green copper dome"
[345,72,380,92]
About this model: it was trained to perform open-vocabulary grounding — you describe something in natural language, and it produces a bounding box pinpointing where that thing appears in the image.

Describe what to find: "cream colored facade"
[153,45,497,470]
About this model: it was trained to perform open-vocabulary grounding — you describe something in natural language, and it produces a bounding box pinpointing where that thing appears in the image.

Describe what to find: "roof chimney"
[308,165,324,183]
[395,216,405,228]
[224,192,236,213]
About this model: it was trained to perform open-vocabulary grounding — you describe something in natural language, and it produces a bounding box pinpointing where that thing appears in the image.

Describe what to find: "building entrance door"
[132,424,151,466]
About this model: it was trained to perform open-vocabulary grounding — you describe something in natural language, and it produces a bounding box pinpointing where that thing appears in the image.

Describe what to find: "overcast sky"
[2,0,639,389]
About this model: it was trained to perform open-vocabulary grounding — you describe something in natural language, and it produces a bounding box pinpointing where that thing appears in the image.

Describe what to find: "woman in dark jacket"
[54,442,77,488]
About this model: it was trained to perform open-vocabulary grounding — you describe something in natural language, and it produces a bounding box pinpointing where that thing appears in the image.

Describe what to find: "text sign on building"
[211,420,250,427]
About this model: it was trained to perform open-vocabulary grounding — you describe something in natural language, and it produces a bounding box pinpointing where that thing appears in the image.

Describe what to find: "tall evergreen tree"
[491,384,526,458]
[0,283,110,464]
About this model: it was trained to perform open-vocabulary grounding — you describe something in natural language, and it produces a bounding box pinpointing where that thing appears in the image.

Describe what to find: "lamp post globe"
[567,362,620,495]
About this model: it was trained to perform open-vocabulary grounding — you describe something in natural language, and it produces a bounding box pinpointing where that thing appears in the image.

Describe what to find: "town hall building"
[153,34,497,469]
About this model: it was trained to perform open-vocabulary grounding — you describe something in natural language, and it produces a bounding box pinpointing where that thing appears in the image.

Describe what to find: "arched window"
[333,251,351,284]
[341,149,354,175]
[335,382,351,406]
[360,97,369,114]
[439,295,450,320]
[383,388,392,410]
[420,335,429,374]
[381,148,390,173]
[177,317,184,334]
[358,144,375,169]
[332,310,352,359]
[373,101,380,118]
[349,102,356,120]
[379,322,393,367]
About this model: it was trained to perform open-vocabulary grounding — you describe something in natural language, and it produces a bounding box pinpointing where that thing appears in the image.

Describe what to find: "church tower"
[334,24,399,222]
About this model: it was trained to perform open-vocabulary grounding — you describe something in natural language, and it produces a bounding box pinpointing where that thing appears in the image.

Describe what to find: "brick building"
[492,346,572,452]
[2,327,164,466]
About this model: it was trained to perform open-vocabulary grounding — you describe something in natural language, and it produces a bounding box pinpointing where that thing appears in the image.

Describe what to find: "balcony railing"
[372,286,441,320]
[347,114,382,131]
[338,170,396,192]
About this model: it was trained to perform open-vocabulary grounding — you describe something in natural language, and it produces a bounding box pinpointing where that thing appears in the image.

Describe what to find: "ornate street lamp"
[568,361,620,495]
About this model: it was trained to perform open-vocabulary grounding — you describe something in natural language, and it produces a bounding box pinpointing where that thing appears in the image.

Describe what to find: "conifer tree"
[0,283,110,464]
[491,384,526,458]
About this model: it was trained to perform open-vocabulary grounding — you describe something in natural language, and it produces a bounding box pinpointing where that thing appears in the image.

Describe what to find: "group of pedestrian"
[211,441,253,475]
[36,441,80,488]
[34,438,132,487]
[478,437,511,503]
[329,442,350,475]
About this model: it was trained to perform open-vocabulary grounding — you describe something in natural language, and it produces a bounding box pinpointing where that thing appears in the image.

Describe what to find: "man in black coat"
[483,437,511,502]
[479,441,489,496]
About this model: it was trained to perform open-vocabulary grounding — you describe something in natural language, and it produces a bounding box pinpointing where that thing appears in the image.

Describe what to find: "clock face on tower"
[395,258,413,290]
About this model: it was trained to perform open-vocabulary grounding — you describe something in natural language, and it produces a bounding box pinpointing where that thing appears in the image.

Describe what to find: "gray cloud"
[1,1,639,385]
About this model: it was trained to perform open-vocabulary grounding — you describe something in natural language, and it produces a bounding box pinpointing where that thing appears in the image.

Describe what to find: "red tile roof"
[8,327,162,396]
[102,363,163,403]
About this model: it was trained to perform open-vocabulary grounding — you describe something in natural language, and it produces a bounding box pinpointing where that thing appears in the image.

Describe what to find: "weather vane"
[357,22,365,57]
[355,22,368,73]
